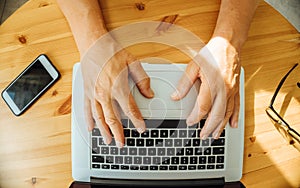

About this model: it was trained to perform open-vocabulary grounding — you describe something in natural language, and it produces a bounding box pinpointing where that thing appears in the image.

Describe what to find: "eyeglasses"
[265,63,300,151]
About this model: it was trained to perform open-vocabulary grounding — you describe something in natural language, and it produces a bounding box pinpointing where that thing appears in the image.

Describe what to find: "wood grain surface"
[0,0,299,187]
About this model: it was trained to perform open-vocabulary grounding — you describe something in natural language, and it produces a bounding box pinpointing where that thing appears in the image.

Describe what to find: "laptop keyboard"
[91,119,225,171]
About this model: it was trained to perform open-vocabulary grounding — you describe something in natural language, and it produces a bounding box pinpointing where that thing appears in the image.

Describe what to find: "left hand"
[171,37,241,139]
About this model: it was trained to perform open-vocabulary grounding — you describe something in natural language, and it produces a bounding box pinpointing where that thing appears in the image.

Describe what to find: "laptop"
[70,62,245,187]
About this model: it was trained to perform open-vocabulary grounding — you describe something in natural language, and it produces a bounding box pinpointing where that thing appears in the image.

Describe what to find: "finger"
[92,100,112,144]
[171,61,200,101]
[117,91,146,133]
[212,95,235,139]
[100,97,125,148]
[230,91,240,128]
[127,60,154,99]
[84,96,94,131]
[186,75,212,126]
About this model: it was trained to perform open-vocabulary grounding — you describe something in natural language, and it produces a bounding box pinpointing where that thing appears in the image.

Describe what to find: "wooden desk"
[0,0,299,187]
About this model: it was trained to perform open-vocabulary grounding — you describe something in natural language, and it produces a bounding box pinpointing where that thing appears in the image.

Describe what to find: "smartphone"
[1,54,60,116]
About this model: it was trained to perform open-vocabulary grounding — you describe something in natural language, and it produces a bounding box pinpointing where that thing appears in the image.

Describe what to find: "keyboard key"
[92,164,100,169]
[121,119,128,127]
[92,137,98,148]
[188,129,197,137]
[211,138,225,146]
[148,148,156,156]
[199,156,206,164]
[216,164,224,169]
[194,148,202,155]
[176,148,184,156]
[220,130,225,137]
[143,157,151,164]
[188,165,197,170]
[124,157,132,164]
[124,129,130,137]
[92,147,100,154]
[198,165,206,170]
[136,139,144,146]
[120,147,128,155]
[159,166,168,170]
[115,156,123,164]
[121,165,129,170]
[167,148,175,156]
[190,157,198,164]
[183,139,192,147]
[185,148,193,155]
[213,147,225,155]
[110,147,118,155]
[169,166,178,170]
[92,129,101,136]
[181,157,188,164]
[109,139,116,146]
[151,130,159,138]
[179,165,187,170]
[130,166,139,170]
[150,166,159,170]
[111,165,120,169]
[165,139,173,147]
[126,138,135,146]
[192,139,200,146]
[157,148,166,156]
[129,148,138,155]
[170,130,178,138]
[132,130,140,137]
[208,156,215,163]
[101,147,109,155]
[202,139,210,147]
[207,165,215,169]
[106,156,114,163]
[171,157,179,164]
[92,156,104,163]
[139,148,147,155]
[162,157,170,164]
[155,139,163,146]
[134,157,142,164]
[160,130,168,138]
[217,156,224,163]
[140,166,149,170]
[153,157,161,164]
[102,164,110,169]
[203,148,211,155]
[146,139,154,147]
[179,130,187,138]
[174,139,182,147]
[141,131,150,138]
[99,137,105,145]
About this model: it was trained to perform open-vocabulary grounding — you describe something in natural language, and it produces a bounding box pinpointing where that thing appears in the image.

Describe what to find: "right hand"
[81,36,154,147]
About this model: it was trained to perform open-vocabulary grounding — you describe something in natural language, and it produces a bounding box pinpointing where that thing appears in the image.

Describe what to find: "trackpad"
[132,66,199,118]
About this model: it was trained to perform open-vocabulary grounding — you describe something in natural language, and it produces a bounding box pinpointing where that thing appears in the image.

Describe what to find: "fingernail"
[232,122,238,128]
[116,141,124,148]
[212,132,219,139]
[148,88,155,98]
[201,134,208,140]
[171,92,178,100]
[137,127,145,134]
[103,137,110,145]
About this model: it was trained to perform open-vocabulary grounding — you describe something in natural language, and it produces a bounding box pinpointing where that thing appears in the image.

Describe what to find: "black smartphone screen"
[6,60,53,110]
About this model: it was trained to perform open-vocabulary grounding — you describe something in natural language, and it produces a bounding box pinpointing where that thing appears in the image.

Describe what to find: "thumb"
[128,60,154,99]
[171,61,200,101]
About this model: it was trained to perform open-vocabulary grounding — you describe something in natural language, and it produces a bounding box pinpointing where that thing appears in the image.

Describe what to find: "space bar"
[143,119,187,129]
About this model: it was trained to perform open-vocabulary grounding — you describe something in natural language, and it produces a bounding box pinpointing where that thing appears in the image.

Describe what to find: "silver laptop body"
[71,63,244,184]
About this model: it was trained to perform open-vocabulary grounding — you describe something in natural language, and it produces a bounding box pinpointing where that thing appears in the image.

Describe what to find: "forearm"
[212,0,259,52]
[57,0,108,55]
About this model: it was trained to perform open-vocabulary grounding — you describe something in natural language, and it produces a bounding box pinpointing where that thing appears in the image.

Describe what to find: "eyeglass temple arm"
[269,63,299,106]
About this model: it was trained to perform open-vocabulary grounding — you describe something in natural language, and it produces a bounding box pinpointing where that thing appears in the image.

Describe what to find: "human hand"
[171,37,240,139]
[81,36,154,147]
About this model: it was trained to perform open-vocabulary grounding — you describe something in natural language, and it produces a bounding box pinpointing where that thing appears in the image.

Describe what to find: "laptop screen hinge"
[90,177,225,187]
